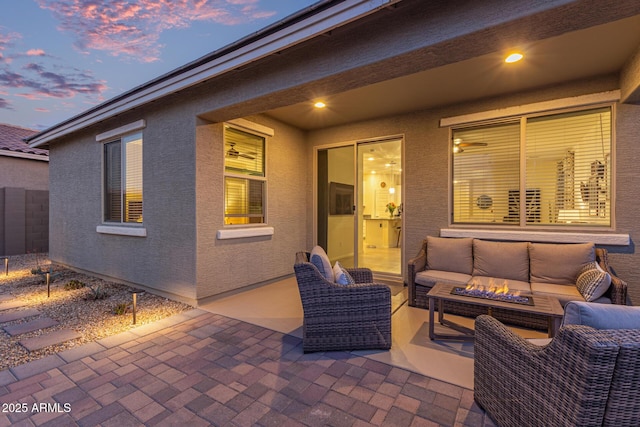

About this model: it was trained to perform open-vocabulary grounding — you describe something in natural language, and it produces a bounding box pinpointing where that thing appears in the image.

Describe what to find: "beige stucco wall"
[307,75,640,305]
[49,83,308,305]
[194,115,308,300]
[45,0,640,306]
[49,102,199,303]
[0,156,48,191]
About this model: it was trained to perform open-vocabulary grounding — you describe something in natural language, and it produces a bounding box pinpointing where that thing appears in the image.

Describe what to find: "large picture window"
[224,125,266,225]
[452,106,612,227]
[104,132,143,223]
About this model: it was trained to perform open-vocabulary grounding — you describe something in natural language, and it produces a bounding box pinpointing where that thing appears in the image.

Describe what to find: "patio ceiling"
[264,14,640,131]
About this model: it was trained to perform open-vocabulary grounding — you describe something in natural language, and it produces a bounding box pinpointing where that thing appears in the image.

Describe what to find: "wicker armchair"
[293,252,391,353]
[474,315,640,427]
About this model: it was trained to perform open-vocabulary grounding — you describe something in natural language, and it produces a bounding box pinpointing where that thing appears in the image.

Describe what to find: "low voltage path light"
[2,257,7,276]
[131,289,138,325]
[46,272,51,297]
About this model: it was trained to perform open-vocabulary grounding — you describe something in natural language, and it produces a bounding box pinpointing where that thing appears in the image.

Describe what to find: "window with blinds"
[451,106,612,227]
[224,125,266,225]
[104,132,143,223]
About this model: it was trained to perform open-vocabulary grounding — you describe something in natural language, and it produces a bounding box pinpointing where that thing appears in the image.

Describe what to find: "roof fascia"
[0,150,49,161]
[29,0,400,148]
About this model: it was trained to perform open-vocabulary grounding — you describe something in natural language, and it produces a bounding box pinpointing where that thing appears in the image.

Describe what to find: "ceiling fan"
[226,142,256,160]
[453,138,488,153]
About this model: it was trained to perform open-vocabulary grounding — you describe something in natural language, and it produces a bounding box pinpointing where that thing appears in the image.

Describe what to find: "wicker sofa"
[408,237,627,329]
[293,251,391,353]
[474,302,640,427]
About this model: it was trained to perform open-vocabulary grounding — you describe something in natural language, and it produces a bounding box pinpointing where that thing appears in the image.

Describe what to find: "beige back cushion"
[529,242,595,285]
[426,237,473,275]
[473,240,530,282]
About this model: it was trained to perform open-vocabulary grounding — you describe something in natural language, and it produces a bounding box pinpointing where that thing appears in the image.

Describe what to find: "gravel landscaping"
[0,253,193,371]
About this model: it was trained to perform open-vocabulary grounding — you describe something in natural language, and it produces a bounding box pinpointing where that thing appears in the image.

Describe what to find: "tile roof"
[0,123,48,157]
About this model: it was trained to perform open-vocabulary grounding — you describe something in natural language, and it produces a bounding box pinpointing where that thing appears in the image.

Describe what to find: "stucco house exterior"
[28,0,640,306]
[1,123,49,255]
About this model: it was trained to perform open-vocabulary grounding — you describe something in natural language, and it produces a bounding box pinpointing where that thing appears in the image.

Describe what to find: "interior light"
[389,187,395,194]
[368,157,375,161]
[505,52,524,63]
[314,101,326,108]
[371,171,376,174]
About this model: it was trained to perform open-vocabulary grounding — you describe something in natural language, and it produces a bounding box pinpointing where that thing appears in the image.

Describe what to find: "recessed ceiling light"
[314,101,326,108]
[505,52,524,63]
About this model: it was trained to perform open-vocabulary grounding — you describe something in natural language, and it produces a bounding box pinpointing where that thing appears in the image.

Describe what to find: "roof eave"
[0,150,49,162]
[27,0,401,149]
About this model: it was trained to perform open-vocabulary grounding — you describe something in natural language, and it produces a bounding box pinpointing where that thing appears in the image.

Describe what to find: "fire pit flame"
[454,278,532,305]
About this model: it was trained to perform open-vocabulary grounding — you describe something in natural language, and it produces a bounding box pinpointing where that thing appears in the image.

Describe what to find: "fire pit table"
[427,282,564,341]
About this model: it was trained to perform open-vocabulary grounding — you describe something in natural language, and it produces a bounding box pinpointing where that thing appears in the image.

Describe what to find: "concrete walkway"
[0,309,495,426]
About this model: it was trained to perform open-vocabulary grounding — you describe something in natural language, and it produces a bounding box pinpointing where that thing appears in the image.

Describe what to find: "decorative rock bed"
[0,254,193,371]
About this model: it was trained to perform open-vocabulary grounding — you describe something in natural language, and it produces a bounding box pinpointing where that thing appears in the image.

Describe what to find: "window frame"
[223,121,270,227]
[96,120,146,233]
[448,103,615,231]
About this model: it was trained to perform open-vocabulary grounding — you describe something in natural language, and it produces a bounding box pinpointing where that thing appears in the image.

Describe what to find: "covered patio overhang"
[197,0,640,130]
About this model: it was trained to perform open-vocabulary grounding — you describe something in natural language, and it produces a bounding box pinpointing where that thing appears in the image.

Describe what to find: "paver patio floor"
[0,309,495,426]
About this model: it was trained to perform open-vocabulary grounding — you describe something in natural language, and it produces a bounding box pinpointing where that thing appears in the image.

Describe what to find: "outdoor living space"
[0,256,508,426]
[200,276,547,391]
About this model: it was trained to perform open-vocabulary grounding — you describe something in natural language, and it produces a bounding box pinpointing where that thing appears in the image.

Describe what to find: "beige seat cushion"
[530,282,585,306]
[472,240,530,283]
[426,237,473,275]
[415,270,471,287]
[471,276,531,294]
[529,242,595,285]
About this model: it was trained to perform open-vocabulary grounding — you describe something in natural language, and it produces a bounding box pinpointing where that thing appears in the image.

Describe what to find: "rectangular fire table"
[427,282,564,341]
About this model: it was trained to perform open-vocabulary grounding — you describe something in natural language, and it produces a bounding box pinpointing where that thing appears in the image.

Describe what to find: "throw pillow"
[333,261,356,285]
[576,265,611,302]
[310,246,334,282]
[577,261,599,277]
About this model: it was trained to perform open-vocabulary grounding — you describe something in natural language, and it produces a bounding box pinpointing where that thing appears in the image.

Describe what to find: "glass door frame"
[313,135,404,280]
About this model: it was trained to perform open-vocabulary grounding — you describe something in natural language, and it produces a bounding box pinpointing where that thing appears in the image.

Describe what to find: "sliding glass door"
[317,137,403,276]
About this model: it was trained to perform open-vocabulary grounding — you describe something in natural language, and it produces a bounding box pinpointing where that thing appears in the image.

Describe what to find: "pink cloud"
[36,0,277,62]
[0,29,21,64]
[26,49,46,56]
[34,107,50,112]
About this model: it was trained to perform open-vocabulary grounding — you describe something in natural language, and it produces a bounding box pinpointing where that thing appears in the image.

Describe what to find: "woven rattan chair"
[293,252,391,353]
[474,314,640,427]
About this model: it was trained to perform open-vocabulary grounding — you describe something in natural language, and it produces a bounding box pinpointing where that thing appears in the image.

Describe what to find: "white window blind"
[104,132,143,223]
[124,133,143,222]
[223,125,266,225]
[451,106,612,227]
[224,127,265,177]
[526,108,611,226]
[452,122,520,224]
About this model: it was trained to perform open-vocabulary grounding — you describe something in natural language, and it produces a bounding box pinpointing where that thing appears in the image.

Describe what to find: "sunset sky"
[0,0,316,131]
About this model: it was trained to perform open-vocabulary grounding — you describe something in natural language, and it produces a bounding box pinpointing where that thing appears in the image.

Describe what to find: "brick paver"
[0,309,496,426]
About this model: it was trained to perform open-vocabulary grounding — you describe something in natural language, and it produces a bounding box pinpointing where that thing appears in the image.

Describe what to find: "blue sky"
[0,0,317,131]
